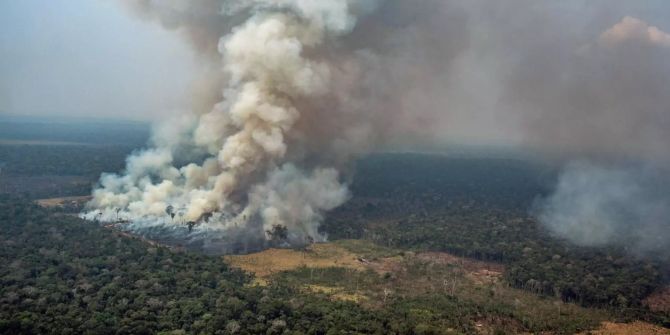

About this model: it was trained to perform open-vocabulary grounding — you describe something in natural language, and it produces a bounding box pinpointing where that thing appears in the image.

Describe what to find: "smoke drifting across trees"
[85,1,670,254]
[535,162,670,261]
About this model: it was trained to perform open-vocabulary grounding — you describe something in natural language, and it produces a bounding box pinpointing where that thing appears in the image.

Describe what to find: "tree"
[165,205,175,222]
[266,224,288,246]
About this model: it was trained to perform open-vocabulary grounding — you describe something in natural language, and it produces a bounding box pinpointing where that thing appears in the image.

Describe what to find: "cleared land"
[224,239,504,285]
[579,321,670,335]
[224,241,368,285]
[36,195,92,207]
[225,239,669,334]
[645,286,670,314]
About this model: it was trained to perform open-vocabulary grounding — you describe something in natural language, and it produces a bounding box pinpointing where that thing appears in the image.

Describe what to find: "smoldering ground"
[85,1,670,255]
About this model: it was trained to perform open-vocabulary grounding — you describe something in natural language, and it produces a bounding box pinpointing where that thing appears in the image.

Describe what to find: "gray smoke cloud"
[494,6,670,255]
[84,1,670,254]
[535,161,670,260]
[500,14,670,159]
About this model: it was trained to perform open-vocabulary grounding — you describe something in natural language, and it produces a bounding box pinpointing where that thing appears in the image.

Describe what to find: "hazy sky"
[0,0,196,121]
[2,0,669,127]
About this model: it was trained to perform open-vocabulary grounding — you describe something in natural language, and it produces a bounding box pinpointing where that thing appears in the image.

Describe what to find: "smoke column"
[85,0,381,252]
[84,1,670,254]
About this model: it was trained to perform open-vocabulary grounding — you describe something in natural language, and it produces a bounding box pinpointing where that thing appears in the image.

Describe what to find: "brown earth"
[579,321,670,335]
[224,241,503,283]
[223,241,509,295]
[224,243,366,284]
[644,286,670,313]
[37,195,92,207]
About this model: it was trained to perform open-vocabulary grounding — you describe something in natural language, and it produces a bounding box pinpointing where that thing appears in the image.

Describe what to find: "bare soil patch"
[37,195,92,207]
[579,321,670,335]
[224,243,365,280]
[644,286,670,313]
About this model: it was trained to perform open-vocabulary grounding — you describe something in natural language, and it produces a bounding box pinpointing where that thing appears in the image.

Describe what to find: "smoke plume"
[535,162,670,260]
[85,1,670,254]
[86,0,379,253]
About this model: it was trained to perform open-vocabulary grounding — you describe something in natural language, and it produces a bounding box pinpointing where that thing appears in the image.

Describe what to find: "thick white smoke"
[85,1,670,254]
[85,1,379,252]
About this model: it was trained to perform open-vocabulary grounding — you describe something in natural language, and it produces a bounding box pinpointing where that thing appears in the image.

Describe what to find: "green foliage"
[0,118,149,146]
[323,154,665,316]
[0,118,148,199]
[0,196,612,334]
[1,135,668,333]
[334,239,401,260]
[0,144,134,177]
[273,262,608,334]
[0,196,433,334]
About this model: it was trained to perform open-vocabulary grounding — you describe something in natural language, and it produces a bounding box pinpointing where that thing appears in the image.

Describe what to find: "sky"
[0,0,197,121]
[1,0,669,129]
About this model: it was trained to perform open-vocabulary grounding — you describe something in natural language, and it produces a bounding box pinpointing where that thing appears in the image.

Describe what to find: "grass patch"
[223,243,365,280]
[333,239,402,259]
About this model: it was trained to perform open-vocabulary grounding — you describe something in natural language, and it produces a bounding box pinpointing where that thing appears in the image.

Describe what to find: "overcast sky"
[1,1,669,126]
[0,0,197,121]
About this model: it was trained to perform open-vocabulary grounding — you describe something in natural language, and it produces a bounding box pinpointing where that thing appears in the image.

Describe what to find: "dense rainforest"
[0,196,620,334]
[1,121,668,333]
[0,197,403,334]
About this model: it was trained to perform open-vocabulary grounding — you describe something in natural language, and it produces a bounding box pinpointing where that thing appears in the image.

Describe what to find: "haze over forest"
[1,1,670,334]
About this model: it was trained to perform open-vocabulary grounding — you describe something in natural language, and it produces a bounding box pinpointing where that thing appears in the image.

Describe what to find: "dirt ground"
[224,243,365,280]
[224,241,504,283]
[224,242,670,334]
[579,321,670,335]
[37,195,92,207]
[645,286,670,313]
